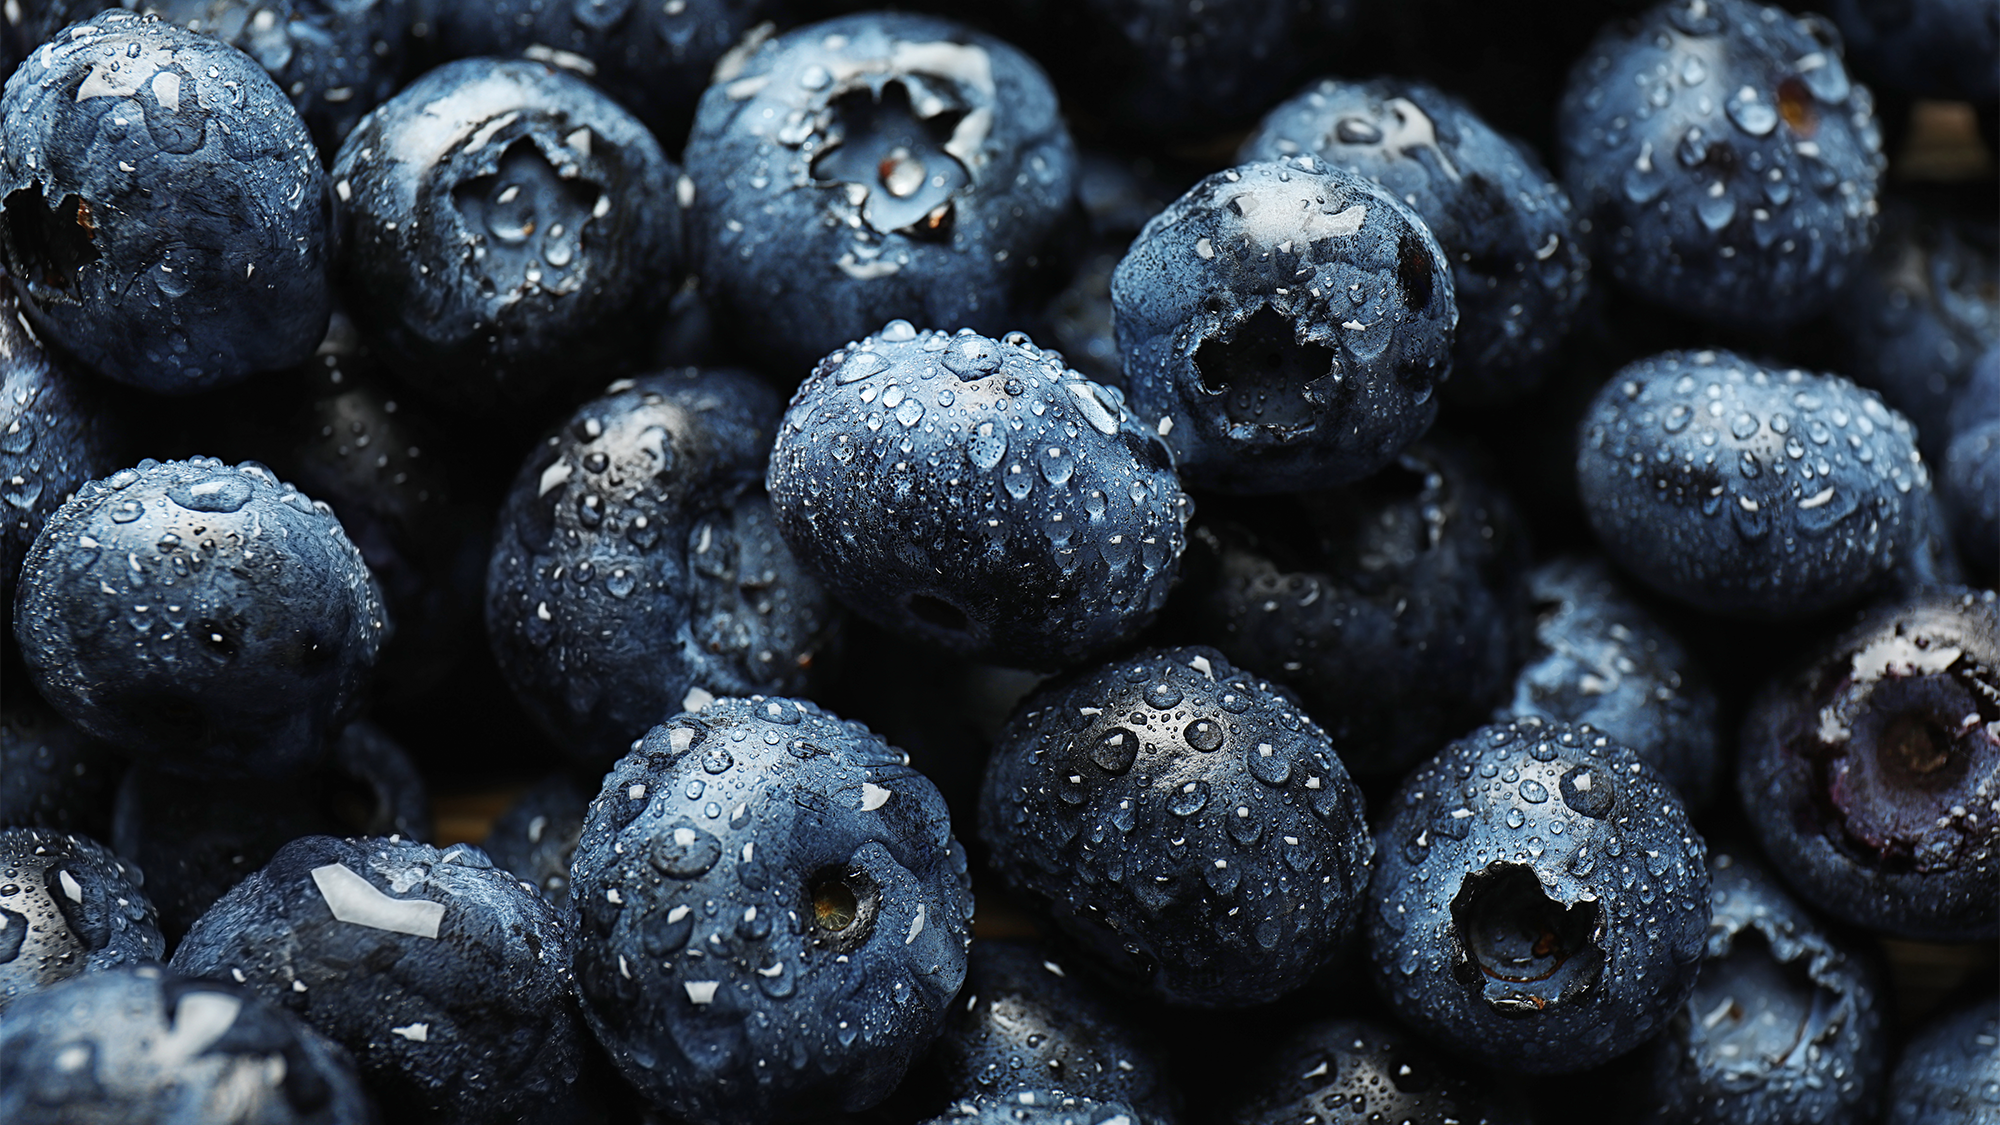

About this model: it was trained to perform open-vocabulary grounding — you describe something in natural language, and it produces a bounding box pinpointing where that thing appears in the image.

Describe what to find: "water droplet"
[967,423,1006,471]
[1091,728,1139,774]
[1519,779,1549,804]
[1168,781,1210,817]
[1725,85,1778,136]
[1184,719,1224,752]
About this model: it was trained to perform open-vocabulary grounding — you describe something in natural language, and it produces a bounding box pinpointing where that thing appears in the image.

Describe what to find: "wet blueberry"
[1883,991,2000,1125]
[482,773,590,912]
[1226,1016,1532,1125]
[0,827,163,1013]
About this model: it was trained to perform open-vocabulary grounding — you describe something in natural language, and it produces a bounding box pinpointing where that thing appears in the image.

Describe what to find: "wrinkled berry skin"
[684,12,1079,373]
[0,965,378,1125]
[13,458,386,775]
[1,291,121,618]
[980,647,1374,1008]
[488,369,837,765]
[1112,160,1455,493]
[1633,850,1887,1125]
[0,11,333,393]
[569,697,973,1125]
[333,57,681,413]
[1577,350,1931,619]
[768,324,1188,671]
[1738,587,1999,941]
[1506,555,1722,812]
[1559,0,1884,330]
[1226,1016,1532,1125]
[1241,78,1588,404]
[171,835,582,1125]
[1367,719,1710,1074]
[1884,993,2000,1125]
[1188,437,1531,778]
[0,828,163,1013]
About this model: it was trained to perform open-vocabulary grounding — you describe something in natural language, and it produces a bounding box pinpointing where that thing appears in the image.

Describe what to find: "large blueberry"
[1577,350,1931,618]
[12,458,387,774]
[1111,160,1455,493]
[980,647,1374,1008]
[766,323,1188,671]
[0,828,163,1013]
[1367,719,1710,1073]
[683,12,1079,374]
[568,696,973,1125]
[0,11,333,392]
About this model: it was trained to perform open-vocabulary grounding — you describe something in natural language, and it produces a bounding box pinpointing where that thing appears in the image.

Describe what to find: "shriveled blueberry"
[0,828,162,1013]
[12,458,386,774]
[684,12,1080,373]
[1505,555,1722,811]
[171,834,583,1124]
[488,368,837,765]
[569,696,973,1125]
[1226,1016,1532,1125]
[482,773,589,911]
[980,647,1374,1008]
[0,965,376,1125]
[1367,719,1710,1073]
[333,56,681,412]
[1738,587,1999,941]
[1559,0,1885,330]
[0,683,123,837]
[1577,350,1932,619]
[1242,77,1588,403]
[1187,437,1531,777]
[767,324,1188,671]
[1112,160,1456,493]
[1884,992,2000,1125]
[0,11,333,392]
[1632,849,1888,1125]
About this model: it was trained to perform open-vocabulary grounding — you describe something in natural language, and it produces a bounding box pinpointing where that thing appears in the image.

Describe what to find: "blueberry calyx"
[1,185,100,304]
[1450,864,1605,1017]
[810,80,969,240]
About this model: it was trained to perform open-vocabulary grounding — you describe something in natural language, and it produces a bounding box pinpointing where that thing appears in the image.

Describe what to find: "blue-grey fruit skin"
[1944,349,2000,578]
[923,1089,1146,1125]
[0,828,163,1013]
[1559,0,1885,331]
[0,965,379,1125]
[487,368,838,766]
[1241,77,1588,404]
[569,696,973,1125]
[1112,160,1455,494]
[1738,588,1999,942]
[980,646,1374,1009]
[767,323,1188,671]
[683,12,1080,374]
[0,290,120,618]
[0,11,333,394]
[482,773,590,912]
[1885,993,2000,1125]
[1634,849,1887,1125]
[13,457,386,776]
[171,834,583,1125]
[1506,555,1722,812]
[332,57,681,413]
[1827,0,2000,104]
[1367,719,1710,1074]
[1225,1016,1533,1125]
[1577,350,1931,619]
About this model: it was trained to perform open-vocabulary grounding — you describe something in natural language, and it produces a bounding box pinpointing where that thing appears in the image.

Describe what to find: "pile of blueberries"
[1,1,1996,1122]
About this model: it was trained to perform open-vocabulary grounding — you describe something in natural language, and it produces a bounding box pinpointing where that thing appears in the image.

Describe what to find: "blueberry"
[482,773,590,911]
[1943,348,2000,578]
[1884,992,2000,1125]
[1185,436,1532,778]
[1577,349,1932,619]
[1737,586,1999,941]
[0,11,333,392]
[1826,0,2000,105]
[28,0,415,155]
[766,323,1188,670]
[922,1089,1147,1125]
[487,368,837,764]
[171,834,584,1124]
[1505,555,1722,812]
[1558,0,1885,330]
[568,696,973,1125]
[0,683,123,837]
[979,646,1374,1008]
[0,964,376,1125]
[113,721,430,940]
[1366,719,1710,1074]
[0,828,163,1013]
[1111,159,1456,493]
[1225,1016,1532,1125]
[332,56,682,412]
[12,458,387,774]
[1241,77,1589,403]
[934,939,1173,1115]
[683,12,1080,373]
[1632,849,1889,1125]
